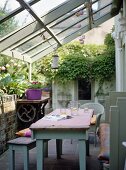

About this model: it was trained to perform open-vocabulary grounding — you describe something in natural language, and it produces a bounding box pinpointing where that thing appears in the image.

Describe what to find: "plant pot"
[25,89,42,100]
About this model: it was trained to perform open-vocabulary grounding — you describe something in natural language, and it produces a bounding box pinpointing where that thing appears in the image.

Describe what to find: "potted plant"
[25,81,43,100]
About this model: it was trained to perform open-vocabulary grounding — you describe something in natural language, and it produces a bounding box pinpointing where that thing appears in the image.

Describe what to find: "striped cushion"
[16,128,31,137]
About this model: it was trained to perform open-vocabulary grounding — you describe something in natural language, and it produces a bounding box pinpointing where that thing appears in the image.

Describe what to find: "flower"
[28,81,43,89]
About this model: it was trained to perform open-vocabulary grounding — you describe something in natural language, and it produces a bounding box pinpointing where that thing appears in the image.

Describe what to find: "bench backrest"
[105,91,126,122]
[110,97,126,170]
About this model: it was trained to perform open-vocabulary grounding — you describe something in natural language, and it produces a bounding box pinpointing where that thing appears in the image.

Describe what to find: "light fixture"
[51,54,59,69]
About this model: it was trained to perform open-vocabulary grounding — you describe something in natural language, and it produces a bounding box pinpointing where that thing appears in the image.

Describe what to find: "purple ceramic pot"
[25,89,42,100]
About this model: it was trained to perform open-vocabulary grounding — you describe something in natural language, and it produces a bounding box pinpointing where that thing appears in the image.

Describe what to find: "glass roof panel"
[56,18,88,40]
[32,0,68,17]
[0,9,36,38]
[30,41,58,62]
[51,15,87,34]
[49,4,87,24]
[99,0,112,8]
[92,1,99,11]
[98,4,112,17]
[0,0,20,14]
[48,4,87,34]
[15,9,36,26]
[0,0,71,40]
[27,40,55,56]
[93,2,112,21]
[0,0,115,63]
[15,31,51,53]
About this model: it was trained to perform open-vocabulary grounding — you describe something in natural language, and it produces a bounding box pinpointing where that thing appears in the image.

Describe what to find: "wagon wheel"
[17,104,36,122]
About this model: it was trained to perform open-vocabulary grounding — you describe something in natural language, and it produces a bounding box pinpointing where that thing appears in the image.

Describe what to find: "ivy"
[38,34,115,86]
[92,54,115,81]
[56,54,92,83]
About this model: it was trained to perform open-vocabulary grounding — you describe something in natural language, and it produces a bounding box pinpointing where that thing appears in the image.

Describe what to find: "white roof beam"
[0,22,42,52]
[12,0,98,54]
[0,0,86,52]
[10,29,45,50]
[31,44,57,63]
[30,12,113,63]
[1,49,31,63]
[17,0,61,46]
[23,2,113,58]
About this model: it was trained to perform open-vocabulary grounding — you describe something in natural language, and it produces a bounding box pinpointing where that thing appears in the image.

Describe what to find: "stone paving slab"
[0,139,100,170]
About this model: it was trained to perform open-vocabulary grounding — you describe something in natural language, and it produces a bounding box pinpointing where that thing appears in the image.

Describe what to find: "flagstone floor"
[0,138,101,170]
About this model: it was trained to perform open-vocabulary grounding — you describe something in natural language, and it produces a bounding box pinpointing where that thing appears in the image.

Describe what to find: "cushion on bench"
[98,123,110,162]
[7,137,36,145]
[16,128,31,137]
[90,115,96,125]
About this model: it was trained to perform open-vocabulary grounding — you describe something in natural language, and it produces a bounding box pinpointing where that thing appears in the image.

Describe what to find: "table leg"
[56,139,62,159]
[78,139,86,170]
[86,139,89,156]
[36,139,44,170]
[41,101,48,116]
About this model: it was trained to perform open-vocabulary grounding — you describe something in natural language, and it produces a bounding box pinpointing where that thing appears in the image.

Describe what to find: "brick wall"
[0,95,17,155]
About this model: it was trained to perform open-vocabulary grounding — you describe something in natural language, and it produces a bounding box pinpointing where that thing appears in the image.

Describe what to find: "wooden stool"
[7,137,36,170]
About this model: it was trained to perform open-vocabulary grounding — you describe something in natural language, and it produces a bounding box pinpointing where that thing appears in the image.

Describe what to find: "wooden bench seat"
[7,137,48,170]
[8,127,62,170]
[7,137,36,170]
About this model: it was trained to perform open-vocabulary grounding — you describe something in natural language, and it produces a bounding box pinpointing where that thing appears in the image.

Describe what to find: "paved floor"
[0,138,101,170]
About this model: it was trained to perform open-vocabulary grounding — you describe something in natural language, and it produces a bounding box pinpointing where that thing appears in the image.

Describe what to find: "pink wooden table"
[30,109,93,170]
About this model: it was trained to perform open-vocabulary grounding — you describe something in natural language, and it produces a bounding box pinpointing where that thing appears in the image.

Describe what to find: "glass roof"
[0,0,21,13]
[0,0,117,63]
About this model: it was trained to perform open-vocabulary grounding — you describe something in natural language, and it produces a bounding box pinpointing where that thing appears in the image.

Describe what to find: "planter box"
[25,89,42,100]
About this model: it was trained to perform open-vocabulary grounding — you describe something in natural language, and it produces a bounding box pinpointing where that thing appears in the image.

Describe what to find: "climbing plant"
[38,35,115,86]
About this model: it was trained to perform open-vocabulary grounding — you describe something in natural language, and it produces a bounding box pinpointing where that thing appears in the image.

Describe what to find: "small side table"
[122,142,126,170]
[17,97,50,123]
[16,97,50,130]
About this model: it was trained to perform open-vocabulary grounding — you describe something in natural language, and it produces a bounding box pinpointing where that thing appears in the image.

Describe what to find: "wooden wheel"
[17,104,36,122]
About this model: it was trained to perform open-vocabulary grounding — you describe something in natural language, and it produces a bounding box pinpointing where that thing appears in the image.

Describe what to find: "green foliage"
[0,56,29,97]
[27,81,44,89]
[92,54,115,81]
[31,71,47,84]
[38,40,115,85]
[0,73,28,97]
[0,32,115,98]
[55,54,92,84]
[37,55,56,83]
[57,43,105,59]
[104,33,115,46]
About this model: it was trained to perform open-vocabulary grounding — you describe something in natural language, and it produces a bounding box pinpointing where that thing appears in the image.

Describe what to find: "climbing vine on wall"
[38,33,115,86]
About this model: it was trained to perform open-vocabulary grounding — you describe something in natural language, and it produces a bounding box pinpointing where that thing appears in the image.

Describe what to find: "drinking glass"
[60,108,66,115]
[69,101,80,116]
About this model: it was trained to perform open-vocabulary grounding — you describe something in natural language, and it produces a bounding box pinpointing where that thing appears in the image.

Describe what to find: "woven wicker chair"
[80,102,104,146]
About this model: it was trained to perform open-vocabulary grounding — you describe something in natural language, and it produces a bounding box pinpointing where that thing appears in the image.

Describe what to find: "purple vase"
[26,89,42,100]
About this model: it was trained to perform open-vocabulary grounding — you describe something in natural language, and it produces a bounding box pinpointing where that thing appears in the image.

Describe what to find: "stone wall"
[0,95,17,155]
